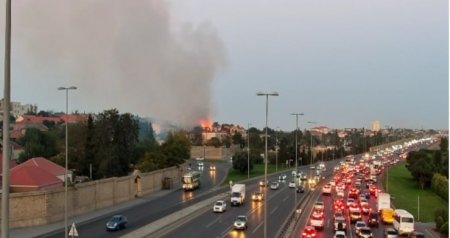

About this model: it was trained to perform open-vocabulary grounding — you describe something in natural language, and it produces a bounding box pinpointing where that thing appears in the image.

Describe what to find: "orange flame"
[198,117,212,131]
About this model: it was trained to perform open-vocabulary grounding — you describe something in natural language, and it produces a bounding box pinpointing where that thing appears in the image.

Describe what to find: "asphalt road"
[164,160,342,238]
[37,159,230,238]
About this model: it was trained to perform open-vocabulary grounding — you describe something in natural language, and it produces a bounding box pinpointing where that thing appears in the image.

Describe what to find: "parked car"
[233,215,248,230]
[213,200,226,213]
[106,215,128,231]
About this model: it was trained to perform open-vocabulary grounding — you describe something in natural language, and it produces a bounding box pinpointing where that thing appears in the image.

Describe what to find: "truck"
[181,171,201,191]
[377,192,391,212]
[230,184,246,206]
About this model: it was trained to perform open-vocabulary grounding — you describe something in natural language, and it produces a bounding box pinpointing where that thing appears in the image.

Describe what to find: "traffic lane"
[39,161,229,238]
[165,176,303,238]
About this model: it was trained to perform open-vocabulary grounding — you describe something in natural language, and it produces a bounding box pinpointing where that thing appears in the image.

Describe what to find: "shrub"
[440,221,448,235]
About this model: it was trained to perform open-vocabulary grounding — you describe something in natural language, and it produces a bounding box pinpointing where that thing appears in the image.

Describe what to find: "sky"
[0,0,448,131]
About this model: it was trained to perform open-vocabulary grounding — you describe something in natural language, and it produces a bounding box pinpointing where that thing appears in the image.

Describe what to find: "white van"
[393,209,414,235]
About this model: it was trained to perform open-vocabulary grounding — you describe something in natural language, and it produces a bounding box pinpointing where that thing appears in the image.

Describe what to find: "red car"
[333,199,345,211]
[301,225,317,238]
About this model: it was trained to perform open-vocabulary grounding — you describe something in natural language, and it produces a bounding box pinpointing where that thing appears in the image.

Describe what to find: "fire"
[198,117,212,131]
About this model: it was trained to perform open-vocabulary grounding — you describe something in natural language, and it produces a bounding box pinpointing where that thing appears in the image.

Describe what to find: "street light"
[257,91,278,238]
[247,123,251,179]
[291,113,304,207]
[307,121,317,180]
[275,126,279,172]
[58,86,77,238]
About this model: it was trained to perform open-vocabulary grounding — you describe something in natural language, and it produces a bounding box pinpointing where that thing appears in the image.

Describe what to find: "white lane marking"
[206,216,221,228]
[270,205,278,215]
[252,221,263,233]
[283,195,289,202]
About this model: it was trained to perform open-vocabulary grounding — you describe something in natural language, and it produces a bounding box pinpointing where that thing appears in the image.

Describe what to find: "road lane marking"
[206,217,221,228]
[283,195,289,202]
[252,221,263,233]
[270,205,278,215]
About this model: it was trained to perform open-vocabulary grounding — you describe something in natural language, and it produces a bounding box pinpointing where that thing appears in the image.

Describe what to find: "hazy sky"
[0,0,448,131]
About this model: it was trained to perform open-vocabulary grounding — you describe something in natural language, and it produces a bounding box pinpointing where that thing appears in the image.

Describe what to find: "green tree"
[208,137,222,148]
[136,151,168,172]
[160,130,191,167]
[232,151,253,174]
[17,128,58,163]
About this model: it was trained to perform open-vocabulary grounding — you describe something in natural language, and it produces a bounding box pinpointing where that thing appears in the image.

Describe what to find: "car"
[347,198,356,207]
[381,208,394,224]
[361,204,371,214]
[270,181,280,190]
[359,227,373,238]
[233,215,248,230]
[367,212,379,227]
[349,188,360,199]
[314,201,325,210]
[259,180,268,187]
[296,186,305,193]
[322,184,332,194]
[209,165,216,171]
[350,210,362,223]
[334,216,347,231]
[359,198,369,207]
[213,200,227,212]
[349,203,360,213]
[279,174,287,181]
[384,227,398,238]
[106,215,128,231]
[301,226,317,238]
[334,230,347,238]
[251,191,264,201]
[333,199,345,212]
[289,181,296,188]
[354,221,367,235]
[408,231,425,238]
[337,189,345,197]
[310,211,324,229]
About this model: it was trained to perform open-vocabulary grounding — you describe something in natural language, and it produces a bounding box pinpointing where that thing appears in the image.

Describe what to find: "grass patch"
[223,163,290,185]
[383,161,447,222]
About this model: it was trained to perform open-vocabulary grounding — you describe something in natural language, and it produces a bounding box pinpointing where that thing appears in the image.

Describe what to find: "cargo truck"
[377,192,390,212]
[230,184,246,206]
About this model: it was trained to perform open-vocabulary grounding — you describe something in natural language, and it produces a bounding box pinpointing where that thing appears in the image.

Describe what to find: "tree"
[406,150,435,189]
[17,128,58,163]
[208,137,222,148]
[160,130,191,167]
[232,151,253,174]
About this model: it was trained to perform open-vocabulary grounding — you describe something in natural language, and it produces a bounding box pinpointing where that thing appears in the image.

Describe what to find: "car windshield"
[111,216,121,222]
[361,229,371,234]
[387,229,397,234]
[215,201,223,206]
[236,216,246,221]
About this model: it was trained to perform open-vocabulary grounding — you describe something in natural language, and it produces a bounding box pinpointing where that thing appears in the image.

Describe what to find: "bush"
[436,216,445,230]
[440,221,448,235]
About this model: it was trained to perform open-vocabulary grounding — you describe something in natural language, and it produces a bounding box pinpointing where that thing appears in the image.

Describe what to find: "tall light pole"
[1,0,11,237]
[307,121,317,179]
[275,126,279,172]
[58,86,77,238]
[247,123,251,179]
[257,91,278,238]
[291,113,304,207]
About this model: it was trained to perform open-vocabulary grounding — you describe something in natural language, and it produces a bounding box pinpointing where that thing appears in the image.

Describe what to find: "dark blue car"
[106,215,128,231]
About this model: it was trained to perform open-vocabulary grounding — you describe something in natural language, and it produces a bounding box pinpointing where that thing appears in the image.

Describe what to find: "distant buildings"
[372,120,381,132]
[0,99,37,118]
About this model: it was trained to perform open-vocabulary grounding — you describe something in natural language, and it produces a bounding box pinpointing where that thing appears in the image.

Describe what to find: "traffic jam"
[301,152,409,238]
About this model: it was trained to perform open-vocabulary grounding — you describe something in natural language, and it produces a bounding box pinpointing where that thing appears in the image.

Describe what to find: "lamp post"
[257,91,278,238]
[58,86,77,238]
[275,126,279,172]
[291,113,304,207]
[307,121,317,179]
[247,123,251,179]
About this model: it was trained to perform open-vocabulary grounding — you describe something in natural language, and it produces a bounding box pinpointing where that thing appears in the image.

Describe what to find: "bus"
[181,171,201,191]
[393,209,415,235]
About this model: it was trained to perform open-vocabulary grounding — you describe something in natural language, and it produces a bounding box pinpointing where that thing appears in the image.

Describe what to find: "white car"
[279,174,287,181]
[288,181,296,188]
[213,200,226,213]
[270,182,280,190]
[251,192,263,201]
[233,215,248,230]
[334,230,347,238]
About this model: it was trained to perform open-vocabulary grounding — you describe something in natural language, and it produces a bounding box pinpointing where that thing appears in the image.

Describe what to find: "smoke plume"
[12,0,226,128]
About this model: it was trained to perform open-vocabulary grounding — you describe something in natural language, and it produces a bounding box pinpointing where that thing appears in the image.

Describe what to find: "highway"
[37,159,231,238]
[164,160,341,238]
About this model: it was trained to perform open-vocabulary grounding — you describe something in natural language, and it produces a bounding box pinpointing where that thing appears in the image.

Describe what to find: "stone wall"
[0,166,181,229]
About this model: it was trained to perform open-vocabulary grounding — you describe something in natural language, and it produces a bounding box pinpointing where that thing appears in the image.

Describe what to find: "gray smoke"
[12,0,226,128]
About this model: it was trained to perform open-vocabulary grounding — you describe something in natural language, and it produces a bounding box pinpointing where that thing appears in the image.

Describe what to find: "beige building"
[372,120,381,132]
